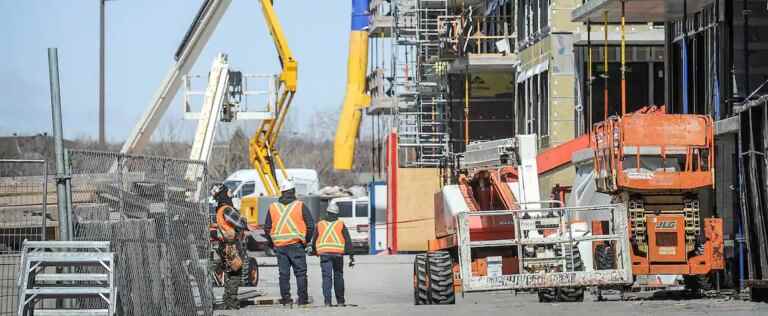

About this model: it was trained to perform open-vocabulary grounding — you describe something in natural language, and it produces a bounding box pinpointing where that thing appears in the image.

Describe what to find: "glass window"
[337,201,353,217]
[223,180,241,192]
[240,182,255,196]
[355,202,369,218]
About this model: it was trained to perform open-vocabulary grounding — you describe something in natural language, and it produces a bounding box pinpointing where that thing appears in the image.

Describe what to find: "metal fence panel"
[68,151,213,316]
[0,160,49,316]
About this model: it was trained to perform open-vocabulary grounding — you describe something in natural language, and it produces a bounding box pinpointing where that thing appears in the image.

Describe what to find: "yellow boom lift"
[248,0,297,196]
[121,0,297,196]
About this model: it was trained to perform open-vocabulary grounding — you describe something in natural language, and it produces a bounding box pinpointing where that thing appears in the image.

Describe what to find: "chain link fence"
[0,160,50,316]
[68,150,213,316]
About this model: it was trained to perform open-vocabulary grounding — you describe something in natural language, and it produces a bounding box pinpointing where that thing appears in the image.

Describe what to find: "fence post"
[41,161,48,241]
[64,149,74,241]
[48,47,71,241]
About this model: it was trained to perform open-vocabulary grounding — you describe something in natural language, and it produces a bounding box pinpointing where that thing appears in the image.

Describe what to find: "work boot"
[279,297,293,307]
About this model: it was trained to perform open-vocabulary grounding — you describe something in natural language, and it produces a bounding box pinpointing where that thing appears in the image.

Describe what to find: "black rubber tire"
[414,254,429,305]
[750,287,768,302]
[683,274,713,294]
[245,236,259,251]
[538,288,557,302]
[556,244,585,302]
[243,257,259,287]
[563,245,585,272]
[557,287,585,302]
[426,251,455,304]
[594,243,616,270]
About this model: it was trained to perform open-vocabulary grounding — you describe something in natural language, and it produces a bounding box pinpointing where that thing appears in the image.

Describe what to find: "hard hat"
[326,201,339,214]
[279,180,295,192]
[210,184,227,197]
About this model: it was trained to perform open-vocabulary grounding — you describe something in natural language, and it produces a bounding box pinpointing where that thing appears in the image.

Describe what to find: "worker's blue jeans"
[275,244,308,304]
[320,254,345,305]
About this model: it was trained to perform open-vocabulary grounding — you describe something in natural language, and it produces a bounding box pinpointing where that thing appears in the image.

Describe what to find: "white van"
[328,196,370,252]
[222,168,319,208]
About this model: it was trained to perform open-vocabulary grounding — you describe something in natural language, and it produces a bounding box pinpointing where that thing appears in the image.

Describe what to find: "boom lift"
[248,0,298,196]
[415,135,633,304]
[122,0,297,196]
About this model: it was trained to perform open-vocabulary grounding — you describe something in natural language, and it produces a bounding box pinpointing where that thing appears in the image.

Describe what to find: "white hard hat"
[279,180,295,192]
[326,201,339,214]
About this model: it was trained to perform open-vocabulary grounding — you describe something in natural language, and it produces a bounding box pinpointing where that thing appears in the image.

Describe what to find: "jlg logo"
[655,221,676,229]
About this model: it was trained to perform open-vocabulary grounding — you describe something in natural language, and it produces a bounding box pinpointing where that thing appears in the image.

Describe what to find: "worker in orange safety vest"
[212,185,249,310]
[263,180,315,307]
[312,201,354,307]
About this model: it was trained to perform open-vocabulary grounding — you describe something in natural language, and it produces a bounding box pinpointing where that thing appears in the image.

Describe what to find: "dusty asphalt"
[214,254,768,316]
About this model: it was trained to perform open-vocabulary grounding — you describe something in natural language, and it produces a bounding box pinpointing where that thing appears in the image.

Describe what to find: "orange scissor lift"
[591,106,724,289]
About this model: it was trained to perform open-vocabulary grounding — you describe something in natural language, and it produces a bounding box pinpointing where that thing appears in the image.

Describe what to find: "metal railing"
[0,159,50,316]
[456,204,633,292]
[439,14,516,57]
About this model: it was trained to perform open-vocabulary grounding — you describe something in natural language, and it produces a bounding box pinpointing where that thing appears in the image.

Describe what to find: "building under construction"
[366,0,768,297]
[4,0,768,314]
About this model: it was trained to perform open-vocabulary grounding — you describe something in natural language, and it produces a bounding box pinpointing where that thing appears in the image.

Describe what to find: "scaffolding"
[369,0,450,167]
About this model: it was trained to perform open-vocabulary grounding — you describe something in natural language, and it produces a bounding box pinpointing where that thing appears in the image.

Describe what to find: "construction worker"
[312,201,355,307]
[263,180,315,306]
[213,185,249,310]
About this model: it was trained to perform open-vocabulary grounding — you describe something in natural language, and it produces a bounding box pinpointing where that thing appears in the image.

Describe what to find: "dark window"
[338,201,353,217]
[240,182,255,196]
[355,203,369,218]
[540,71,549,139]
[223,180,241,192]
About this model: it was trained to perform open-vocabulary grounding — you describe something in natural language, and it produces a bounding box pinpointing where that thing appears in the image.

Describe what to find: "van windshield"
[223,180,241,193]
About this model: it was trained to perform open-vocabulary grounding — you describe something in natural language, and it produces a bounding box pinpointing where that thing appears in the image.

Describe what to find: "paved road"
[214,254,768,316]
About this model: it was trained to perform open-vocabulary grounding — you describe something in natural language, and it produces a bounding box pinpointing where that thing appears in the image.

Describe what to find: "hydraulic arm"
[248,0,298,196]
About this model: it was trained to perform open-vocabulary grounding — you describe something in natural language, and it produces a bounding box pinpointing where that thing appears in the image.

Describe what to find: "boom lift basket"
[456,204,633,292]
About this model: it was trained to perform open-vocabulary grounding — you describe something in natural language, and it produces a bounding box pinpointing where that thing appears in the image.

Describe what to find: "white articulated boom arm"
[121,0,231,155]
[186,54,230,179]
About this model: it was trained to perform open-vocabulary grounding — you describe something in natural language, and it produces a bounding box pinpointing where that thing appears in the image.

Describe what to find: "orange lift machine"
[591,107,724,285]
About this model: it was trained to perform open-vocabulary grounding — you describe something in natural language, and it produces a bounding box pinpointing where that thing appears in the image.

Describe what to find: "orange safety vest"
[268,201,307,247]
[216,205,237,240]
[316,220,346,255]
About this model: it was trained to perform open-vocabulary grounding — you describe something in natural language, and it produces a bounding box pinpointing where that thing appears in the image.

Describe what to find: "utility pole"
[99,0,106,146]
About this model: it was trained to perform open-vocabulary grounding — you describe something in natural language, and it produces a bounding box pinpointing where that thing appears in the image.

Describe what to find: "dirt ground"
[214,254,768,316]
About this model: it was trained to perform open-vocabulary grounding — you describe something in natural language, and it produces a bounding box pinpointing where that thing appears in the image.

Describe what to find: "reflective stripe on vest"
[316,220,345,254]
[269,201,307,247]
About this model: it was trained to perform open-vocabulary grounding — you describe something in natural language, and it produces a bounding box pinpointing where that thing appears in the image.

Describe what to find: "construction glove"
[305,245,314,255]
[348,254,356,268]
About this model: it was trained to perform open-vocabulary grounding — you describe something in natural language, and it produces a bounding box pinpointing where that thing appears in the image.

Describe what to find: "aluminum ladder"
[17,241,115,316]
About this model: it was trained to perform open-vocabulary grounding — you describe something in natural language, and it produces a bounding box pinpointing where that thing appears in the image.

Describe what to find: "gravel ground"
[214,254,768,316]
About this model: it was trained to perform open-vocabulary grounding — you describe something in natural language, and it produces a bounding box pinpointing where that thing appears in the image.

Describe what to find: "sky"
[0,0,351,142]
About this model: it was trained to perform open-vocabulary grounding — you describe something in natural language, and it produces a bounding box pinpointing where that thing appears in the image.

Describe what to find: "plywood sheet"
[395,168,440,251]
